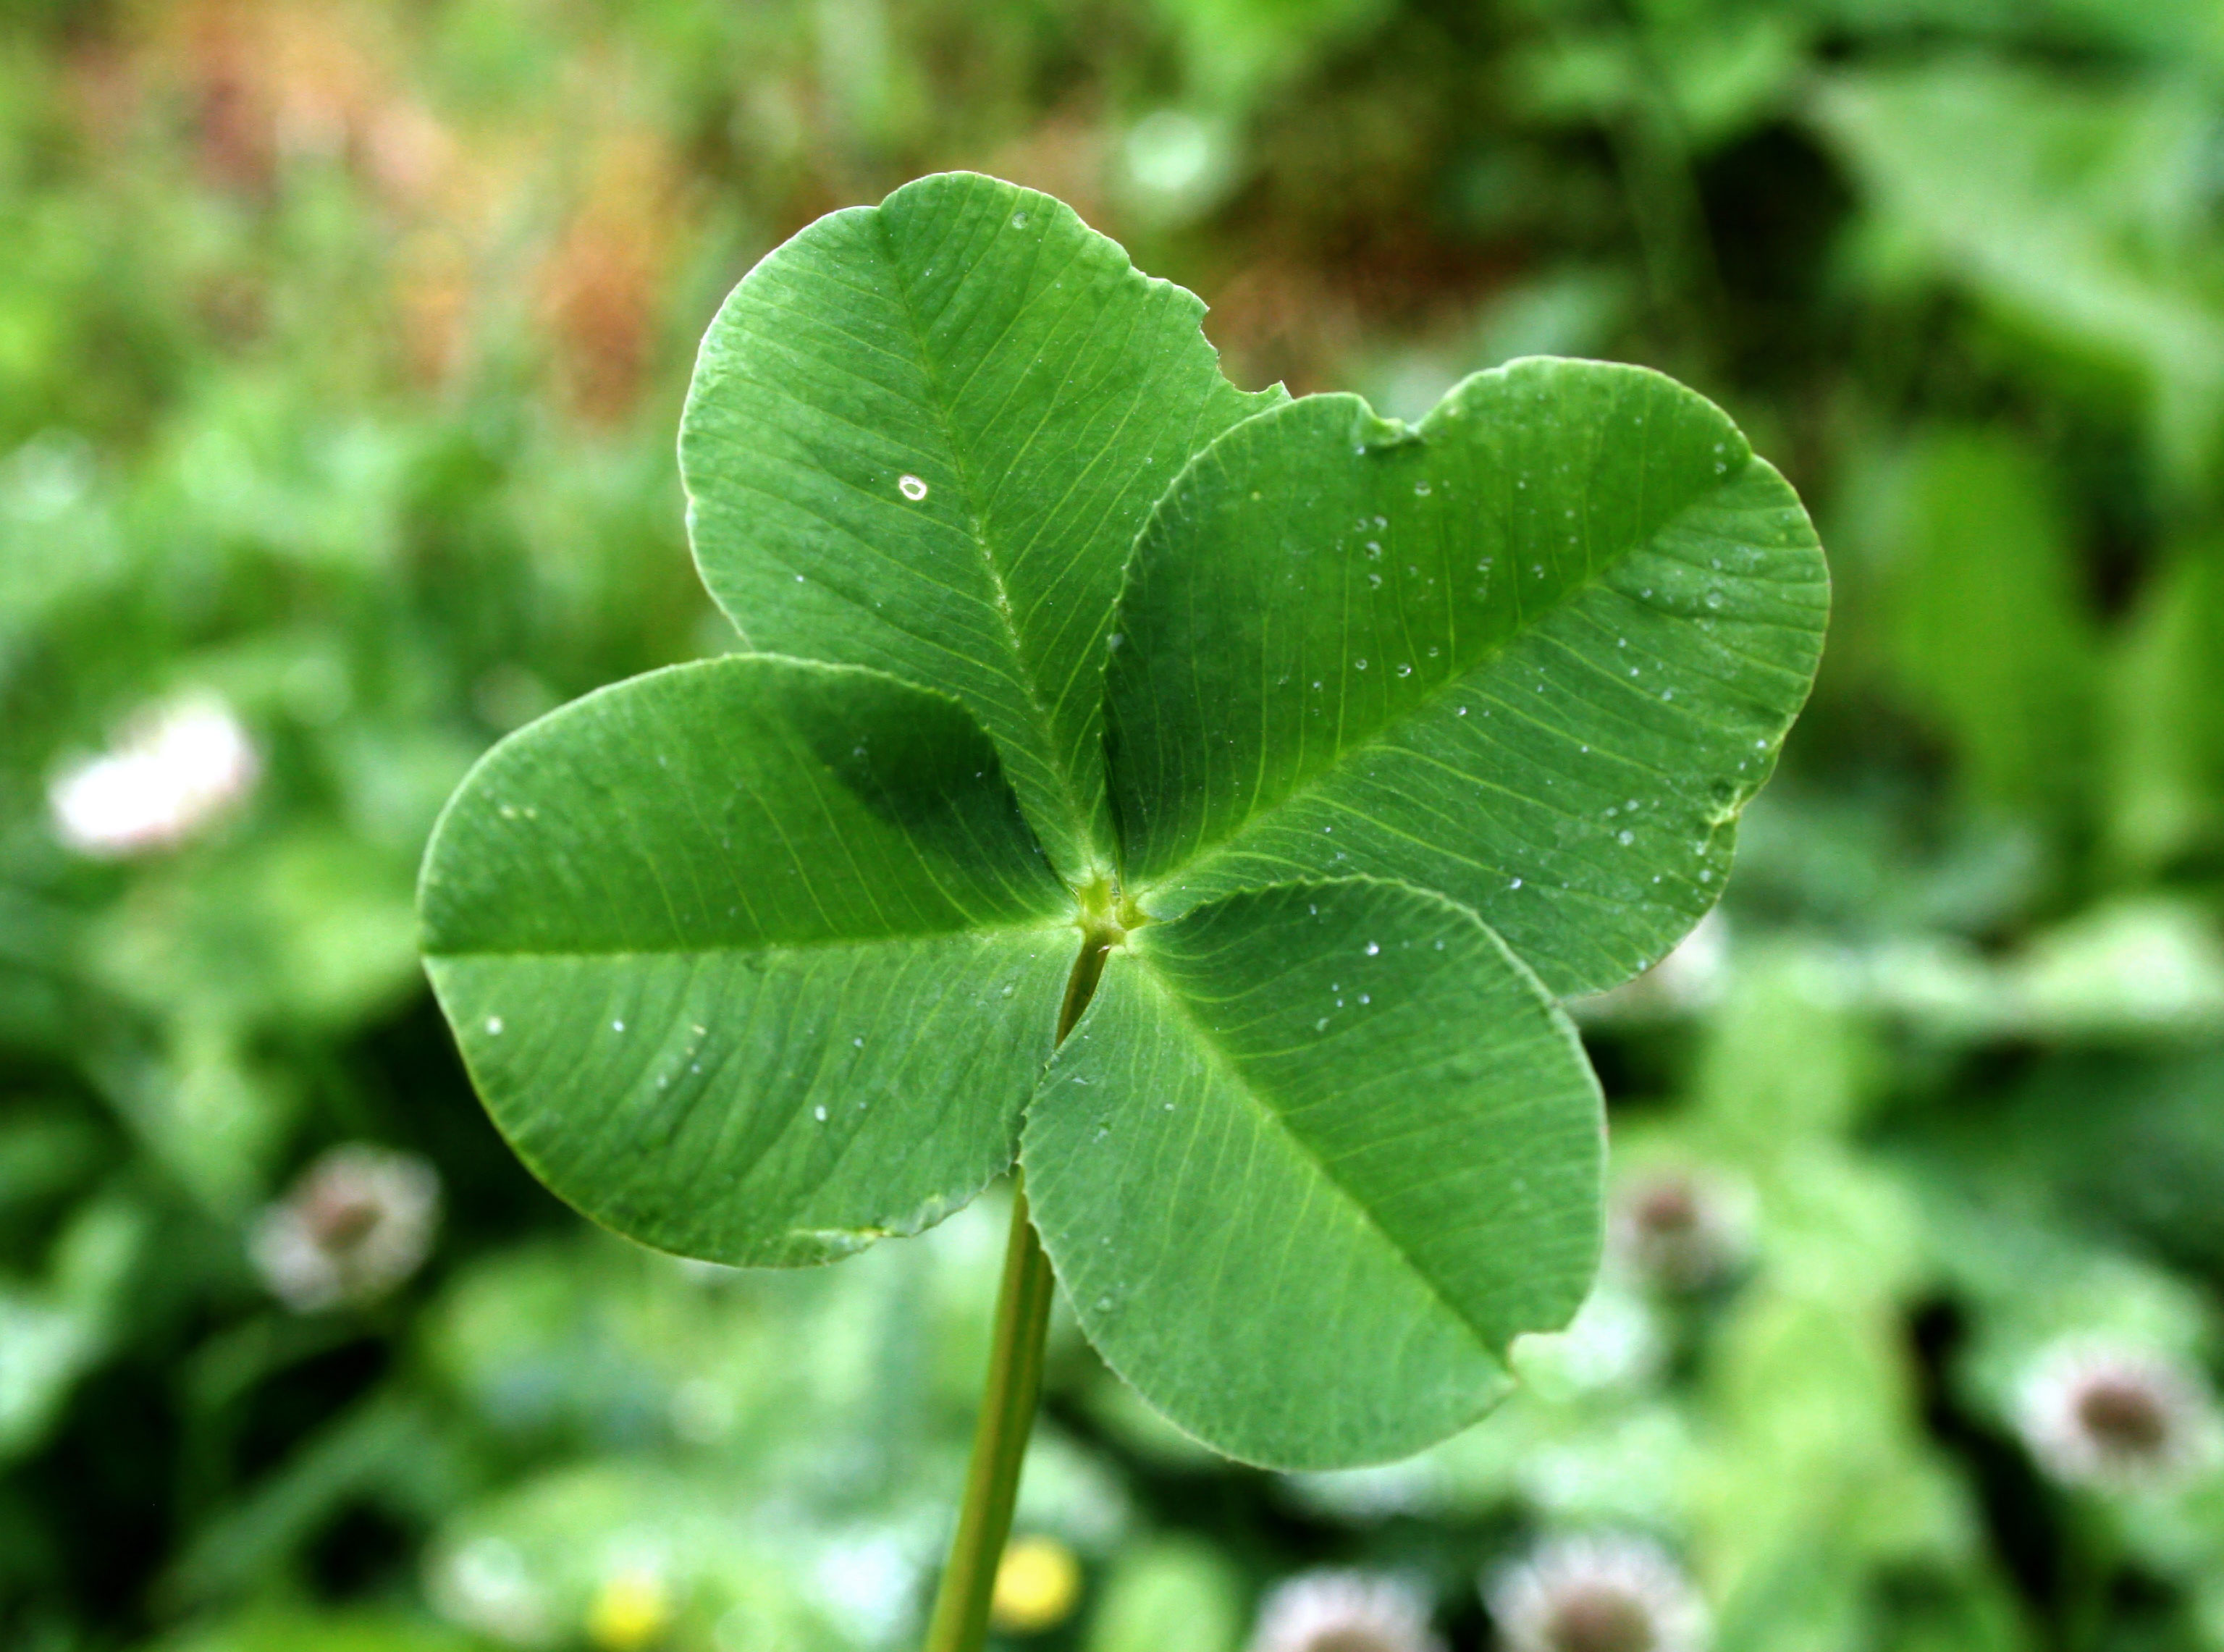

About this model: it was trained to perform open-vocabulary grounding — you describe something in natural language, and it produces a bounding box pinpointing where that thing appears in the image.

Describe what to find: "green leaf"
[1870,429,2095,812]
[1023,877,1602,1469]
[1814,64,2224,478]
[1105,358,1828,997]
[420,655,1077,1265]
[680,170,1283,882]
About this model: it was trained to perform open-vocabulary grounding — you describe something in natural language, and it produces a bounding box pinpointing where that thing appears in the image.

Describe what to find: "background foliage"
[4,0,2223,1647]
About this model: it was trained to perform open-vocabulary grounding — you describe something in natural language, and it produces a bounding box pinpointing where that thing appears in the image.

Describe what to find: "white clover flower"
[2014,1339,2218,1491]
[1606,1166,1753,1294]
[250,1143,441,1311]
[1486,1533,1707,1652]
[48,694,258,858]
[1249,1569,1444,1652]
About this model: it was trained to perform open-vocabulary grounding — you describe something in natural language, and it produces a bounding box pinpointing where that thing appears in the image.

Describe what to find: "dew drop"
[1357,993,1370,1004]
[897,474,929,501]
[612,1019,626,1032]
[1510,877,1523,889]
[1355,658,1369,670]
[1365,941,1381,956]
[1395,662,1411,676]
[1618,829,1635,846]
[484,1016,504,1035]
[1011,211,1028,227]
[1414,479,1431,496]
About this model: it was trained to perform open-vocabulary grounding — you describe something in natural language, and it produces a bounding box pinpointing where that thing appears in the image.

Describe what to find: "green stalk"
[919,1181,1058,1652]
[920,929,1113,1652]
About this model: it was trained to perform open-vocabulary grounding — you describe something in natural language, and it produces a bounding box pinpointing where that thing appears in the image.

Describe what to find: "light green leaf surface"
[1105,358,1827,997]
[1023,877,1602,1469]
[421,655,1077,1265]
[681,170,1283,881]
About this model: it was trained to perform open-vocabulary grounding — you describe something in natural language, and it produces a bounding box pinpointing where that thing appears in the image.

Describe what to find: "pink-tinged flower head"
[250,1143,441,1310]
[1487,1534,1707,1652]
[1607,1166,1752,1294]
[2015,1339,2217,1491]
[49,694,258,858]
[1249,1569,1444,1652]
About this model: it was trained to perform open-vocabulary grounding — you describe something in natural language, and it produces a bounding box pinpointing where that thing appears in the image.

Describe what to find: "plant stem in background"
[919,1184,1059,1652]
[922,930,1112,1652]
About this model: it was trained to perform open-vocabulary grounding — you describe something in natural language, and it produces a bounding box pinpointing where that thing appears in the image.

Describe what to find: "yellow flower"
[990,1535,1082,1635]
[587,1568,672,1650]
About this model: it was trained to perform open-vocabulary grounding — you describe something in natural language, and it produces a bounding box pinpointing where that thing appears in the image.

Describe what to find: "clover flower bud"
[250,1143,441,1310]
[2015,1339,2217,1491]
[1249,1569,1443,1652]
[49,694,259,858]
[1486,1534,1708,1652]
[1607,1166,1752,1294]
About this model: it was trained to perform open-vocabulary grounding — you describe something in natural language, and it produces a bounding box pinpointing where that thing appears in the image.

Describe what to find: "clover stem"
[920,929,1113,1652]
[919,1180,1058,1652]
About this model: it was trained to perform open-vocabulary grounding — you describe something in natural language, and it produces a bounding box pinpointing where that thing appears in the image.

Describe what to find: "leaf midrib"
[1125,945,1504,1361]
[874,201,1099,867]
[1132,450,1767,904]
[426,911,1079,964]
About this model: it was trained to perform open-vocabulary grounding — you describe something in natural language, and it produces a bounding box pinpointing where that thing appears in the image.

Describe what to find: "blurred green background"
[5,0,2224,1648]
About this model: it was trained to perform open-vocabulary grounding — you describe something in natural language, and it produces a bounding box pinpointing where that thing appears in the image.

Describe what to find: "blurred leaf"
[1152,0,1394,106]
[1863,898,2224,1043]
[0,1108,106,1222]
[0,1193,146,1462]
[1084,1536,1242,1652]
[1817,64,2224,479]
[1869,429,2096,814]
[143,1606,479,1652]
[162,1394,462,1611]
[88,828,421,1034]
[2105,539,2224,875]
[93,1020,296,1216]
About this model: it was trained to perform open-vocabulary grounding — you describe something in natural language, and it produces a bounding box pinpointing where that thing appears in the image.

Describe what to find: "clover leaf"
[679,170,1285,884]
[420,170,1827,1638]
